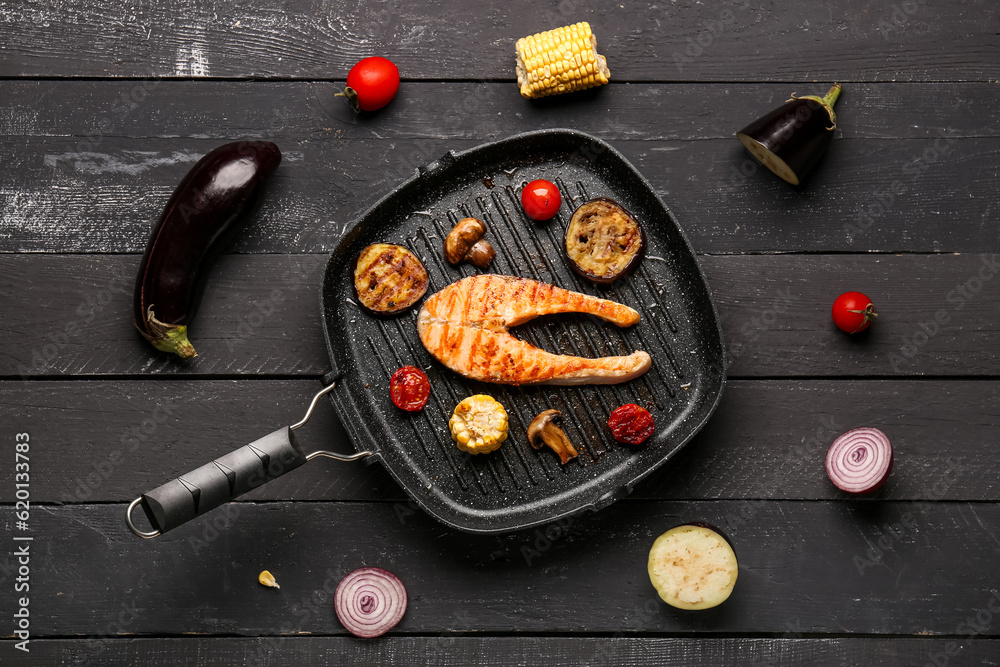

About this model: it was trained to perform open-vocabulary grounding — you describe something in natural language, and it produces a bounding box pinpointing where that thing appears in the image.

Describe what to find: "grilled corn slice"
[449,394,509,454]
[515,22,610,99]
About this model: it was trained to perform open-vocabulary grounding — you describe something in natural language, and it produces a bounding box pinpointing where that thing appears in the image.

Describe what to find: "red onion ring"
[825,427,893,494]
[334,567,407,638]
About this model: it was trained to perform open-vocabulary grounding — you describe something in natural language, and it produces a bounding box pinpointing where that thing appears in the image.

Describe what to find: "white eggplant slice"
[647,523,738,610]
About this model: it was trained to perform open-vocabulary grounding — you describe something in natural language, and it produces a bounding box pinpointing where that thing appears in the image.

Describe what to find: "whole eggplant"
[133,141,281,358]
[736,83,841,185]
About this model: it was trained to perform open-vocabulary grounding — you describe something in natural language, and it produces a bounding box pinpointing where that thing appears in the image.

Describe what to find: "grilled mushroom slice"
[527,409,578,465]
[353,243,429,316]
[565,198,645,284]
[444,217,495,269]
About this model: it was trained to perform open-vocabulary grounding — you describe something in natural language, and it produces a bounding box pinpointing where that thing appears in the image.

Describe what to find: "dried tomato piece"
[389,366,430,412]
[608,404,655,445]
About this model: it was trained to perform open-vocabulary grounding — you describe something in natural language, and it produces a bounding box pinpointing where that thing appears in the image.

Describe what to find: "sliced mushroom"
[444,217,495,269]
[527,409,579,465]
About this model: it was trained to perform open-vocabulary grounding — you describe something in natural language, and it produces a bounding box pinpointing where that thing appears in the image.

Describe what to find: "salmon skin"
[417,275,652,385]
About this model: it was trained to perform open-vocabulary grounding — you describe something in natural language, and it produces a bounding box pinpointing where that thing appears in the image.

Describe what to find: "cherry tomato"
[344,57,400,112]
[832,291,877,333]
[608,404,655,445]
[521,179,562,221]
[389,366,430,412]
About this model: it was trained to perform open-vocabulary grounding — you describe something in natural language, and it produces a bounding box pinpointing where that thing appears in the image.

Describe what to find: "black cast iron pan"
[125,129,726,538]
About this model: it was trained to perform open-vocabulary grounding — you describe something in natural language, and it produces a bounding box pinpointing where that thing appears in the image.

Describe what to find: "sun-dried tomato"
[608,404,655,445]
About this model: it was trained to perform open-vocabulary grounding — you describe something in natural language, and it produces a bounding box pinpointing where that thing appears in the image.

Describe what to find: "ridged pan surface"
[321,129,725,534]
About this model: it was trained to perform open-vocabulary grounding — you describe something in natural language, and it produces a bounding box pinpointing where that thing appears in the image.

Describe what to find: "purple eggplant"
[134,141,281,358]
[736,83,842,185]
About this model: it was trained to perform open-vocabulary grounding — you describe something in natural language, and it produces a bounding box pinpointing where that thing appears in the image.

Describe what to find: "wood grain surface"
[2,254,997,378]
[1,133,996,255]
[13,637,1000,667]
[1,501,998,637]
[0,379,994,503]
[2,0,999,661]
[1,0,997,81]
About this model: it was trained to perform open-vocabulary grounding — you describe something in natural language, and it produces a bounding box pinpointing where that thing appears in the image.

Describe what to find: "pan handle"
[125,382,372,538]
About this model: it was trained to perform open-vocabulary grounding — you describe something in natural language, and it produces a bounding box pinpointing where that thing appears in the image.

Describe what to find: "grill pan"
[125,129,726,538]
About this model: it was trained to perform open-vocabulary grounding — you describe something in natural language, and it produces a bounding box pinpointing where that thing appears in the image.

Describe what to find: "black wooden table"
[2,1,999,664]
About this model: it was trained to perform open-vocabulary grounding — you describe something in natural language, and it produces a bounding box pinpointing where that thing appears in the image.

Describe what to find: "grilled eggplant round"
[353,243,429,315]
[565,198,645,284]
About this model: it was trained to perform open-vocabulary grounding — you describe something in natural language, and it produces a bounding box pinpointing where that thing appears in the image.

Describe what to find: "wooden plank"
[13,637,1000,666]
[0,379,994,504]
[3,81,999,141]
[1,134,996,254]
[1,254,997,379]
[2,501,998,636]
[0,0,997,81]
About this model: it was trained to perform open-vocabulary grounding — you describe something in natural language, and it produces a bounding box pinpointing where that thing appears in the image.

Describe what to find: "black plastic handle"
[138,427,307,535]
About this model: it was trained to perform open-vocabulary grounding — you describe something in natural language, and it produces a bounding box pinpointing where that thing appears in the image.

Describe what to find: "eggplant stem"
[141,306,198,359]
[822,83,842,108]
[788,83,842,131]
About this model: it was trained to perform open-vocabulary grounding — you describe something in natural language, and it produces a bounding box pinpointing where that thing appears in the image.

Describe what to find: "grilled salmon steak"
[417,275,652,385]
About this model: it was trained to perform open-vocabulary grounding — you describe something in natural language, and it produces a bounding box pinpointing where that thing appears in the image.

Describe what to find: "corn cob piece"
[515,22,610,99]
[449,394,509,454]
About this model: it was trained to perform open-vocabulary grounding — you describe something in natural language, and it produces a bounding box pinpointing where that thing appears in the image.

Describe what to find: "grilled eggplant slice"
[565,198,645,284]
[353,243,429,315]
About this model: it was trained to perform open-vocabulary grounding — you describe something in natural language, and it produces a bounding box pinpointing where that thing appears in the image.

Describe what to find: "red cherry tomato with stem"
[340,57,400,113]
[608,404,655,445]
[832,291,877,333]
[389,366,430,412]
[521,179,562,221]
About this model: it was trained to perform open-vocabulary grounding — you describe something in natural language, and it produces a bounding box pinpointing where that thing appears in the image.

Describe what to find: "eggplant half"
[564,198,645,284]
[134,141,282,358]
[737,83,842,186]
[353,243,429,315]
